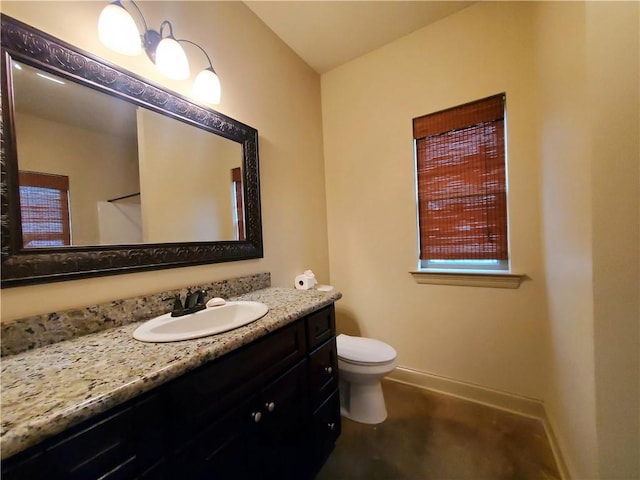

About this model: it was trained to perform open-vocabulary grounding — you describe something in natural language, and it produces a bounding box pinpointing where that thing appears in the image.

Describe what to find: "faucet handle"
[171,294,184,316]
[196,290,206,306]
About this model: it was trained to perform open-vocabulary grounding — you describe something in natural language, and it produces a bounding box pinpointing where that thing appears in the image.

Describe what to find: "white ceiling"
[244,1,474,73]
[12,61,137,141]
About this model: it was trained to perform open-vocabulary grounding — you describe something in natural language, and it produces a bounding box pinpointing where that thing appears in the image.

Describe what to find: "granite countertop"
[1,287,341,459]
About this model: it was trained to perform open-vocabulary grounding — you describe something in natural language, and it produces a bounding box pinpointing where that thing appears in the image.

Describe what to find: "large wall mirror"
[0,15,263,287]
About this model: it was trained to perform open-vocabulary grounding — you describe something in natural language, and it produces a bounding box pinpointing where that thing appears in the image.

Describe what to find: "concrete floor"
[316,379,561,480]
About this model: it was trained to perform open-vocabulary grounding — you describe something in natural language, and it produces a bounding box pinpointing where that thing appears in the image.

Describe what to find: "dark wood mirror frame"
[0,15,263,288]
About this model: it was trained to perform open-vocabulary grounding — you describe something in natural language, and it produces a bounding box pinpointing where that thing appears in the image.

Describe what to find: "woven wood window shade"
[18,171,71,247]
[413,94,508,262]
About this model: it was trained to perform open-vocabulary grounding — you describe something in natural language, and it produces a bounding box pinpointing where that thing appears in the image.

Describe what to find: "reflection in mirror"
[1,14,262,287]
[137,108,242,243]
[12,61,243,247]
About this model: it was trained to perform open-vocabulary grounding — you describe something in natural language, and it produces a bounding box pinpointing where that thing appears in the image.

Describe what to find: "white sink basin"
[133,301,269,342]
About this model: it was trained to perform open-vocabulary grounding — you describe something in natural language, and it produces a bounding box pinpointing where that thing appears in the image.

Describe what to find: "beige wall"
[0,1,329,319]
[15,112,139,245]
[535,2,639,478]
[322,2,548,400]
[136,108,240,243]
[586,2,639,478]
[97,199,142,245]
[322,1,638,478]
[534,3,599,476]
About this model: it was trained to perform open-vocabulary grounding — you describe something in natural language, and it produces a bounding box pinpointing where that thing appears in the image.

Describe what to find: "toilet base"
[339,378,388,424]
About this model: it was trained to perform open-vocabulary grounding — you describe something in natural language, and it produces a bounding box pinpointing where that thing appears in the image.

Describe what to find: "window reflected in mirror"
[18,171,71,247]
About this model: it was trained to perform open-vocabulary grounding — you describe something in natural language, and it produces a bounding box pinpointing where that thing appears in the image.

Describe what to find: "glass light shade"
[193,68,221,105]
[98,2,142,56]
[155,37,190,80]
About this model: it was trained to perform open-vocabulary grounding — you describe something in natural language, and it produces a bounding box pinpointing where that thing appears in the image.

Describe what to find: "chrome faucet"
[171,288,206,317]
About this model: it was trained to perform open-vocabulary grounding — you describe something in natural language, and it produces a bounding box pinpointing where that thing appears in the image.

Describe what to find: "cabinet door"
[311,391,342,471]
[133,391,169,473]
[168,320,306,446]
[258,360,309,479]
[171,394,262,480]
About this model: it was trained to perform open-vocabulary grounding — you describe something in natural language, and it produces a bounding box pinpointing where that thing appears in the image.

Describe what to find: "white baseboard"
[387,366,570,480]
[388,366,545,418]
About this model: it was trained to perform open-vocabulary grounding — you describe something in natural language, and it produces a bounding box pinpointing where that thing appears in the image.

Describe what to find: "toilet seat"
[336,334,397,366]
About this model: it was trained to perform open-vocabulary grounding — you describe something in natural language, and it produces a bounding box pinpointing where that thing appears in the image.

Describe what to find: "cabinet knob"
[324,366,333,375]
[251,411,262,423]
[265,401,276,413]
[328,422,335,431]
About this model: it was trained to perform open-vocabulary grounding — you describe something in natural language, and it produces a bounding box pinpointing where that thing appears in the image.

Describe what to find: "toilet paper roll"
[295,274,317,290]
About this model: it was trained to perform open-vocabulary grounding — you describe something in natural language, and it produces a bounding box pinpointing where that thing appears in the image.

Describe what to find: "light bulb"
[98,2,141,56]
[193,68,221,105]
[155,37,190,80]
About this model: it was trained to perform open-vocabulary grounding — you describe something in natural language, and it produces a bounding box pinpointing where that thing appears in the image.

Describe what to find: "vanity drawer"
[45,406,136,479]
[309,337,339,409]
[306,305,335,351]
[168,320,306,442]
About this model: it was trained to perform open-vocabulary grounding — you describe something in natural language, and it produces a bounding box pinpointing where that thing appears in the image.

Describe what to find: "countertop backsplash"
[1,272,271,357]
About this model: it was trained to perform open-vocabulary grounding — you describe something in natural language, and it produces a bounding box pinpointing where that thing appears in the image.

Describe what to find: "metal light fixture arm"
[178,38,217,74]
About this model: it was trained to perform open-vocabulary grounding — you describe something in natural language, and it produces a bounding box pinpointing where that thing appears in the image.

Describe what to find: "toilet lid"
[336,334,397,365]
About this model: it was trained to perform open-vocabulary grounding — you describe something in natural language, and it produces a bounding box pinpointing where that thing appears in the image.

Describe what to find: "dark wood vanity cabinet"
[1,304,340,480]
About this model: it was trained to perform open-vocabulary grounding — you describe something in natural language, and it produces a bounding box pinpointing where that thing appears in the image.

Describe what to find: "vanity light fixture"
[185,41,222,105]
[98,0,221,104]
[98,1,141,56]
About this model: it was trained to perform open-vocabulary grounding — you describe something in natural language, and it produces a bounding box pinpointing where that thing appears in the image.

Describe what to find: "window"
[413,94,508,271]
[19,171,71,247]
[231,167,245,241]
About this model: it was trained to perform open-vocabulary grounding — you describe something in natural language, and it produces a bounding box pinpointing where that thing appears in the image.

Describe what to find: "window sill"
[410,270,526,289]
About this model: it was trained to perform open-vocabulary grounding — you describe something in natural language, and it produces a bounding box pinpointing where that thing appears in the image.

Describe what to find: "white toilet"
[336,334,398,424]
